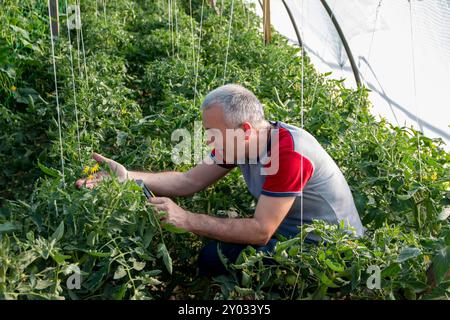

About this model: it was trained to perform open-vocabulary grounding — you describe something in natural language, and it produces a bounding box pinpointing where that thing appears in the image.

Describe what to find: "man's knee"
[198,241,218,269]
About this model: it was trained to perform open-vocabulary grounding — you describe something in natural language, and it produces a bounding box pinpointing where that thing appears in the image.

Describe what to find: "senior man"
[76,84,364,277]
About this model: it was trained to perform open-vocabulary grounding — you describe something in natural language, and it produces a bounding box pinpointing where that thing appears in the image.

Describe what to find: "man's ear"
[242,122,252,140]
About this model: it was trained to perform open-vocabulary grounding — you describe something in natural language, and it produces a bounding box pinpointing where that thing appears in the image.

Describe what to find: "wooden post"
[49,0,59,37]
[210,0,219,15]
[263,0,271,44]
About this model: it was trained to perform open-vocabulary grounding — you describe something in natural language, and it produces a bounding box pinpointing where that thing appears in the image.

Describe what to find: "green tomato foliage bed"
[0,0,448,299]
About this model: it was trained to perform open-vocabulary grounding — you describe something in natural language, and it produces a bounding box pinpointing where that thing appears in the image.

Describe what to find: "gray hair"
[201,84,268,128]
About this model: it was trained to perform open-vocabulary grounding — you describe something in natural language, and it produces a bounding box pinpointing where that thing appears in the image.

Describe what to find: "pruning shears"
[134,179,155,199]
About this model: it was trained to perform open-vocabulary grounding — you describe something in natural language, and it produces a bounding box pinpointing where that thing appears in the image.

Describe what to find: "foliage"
[0,0,448,300]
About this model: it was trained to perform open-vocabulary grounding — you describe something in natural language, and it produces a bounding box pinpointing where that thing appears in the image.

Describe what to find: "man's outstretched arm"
[149,195,296,246]
[76,153,231,197]
[128,161,231,197]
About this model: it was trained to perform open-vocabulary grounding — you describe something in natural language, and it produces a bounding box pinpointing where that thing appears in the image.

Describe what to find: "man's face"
[202,105,248,164]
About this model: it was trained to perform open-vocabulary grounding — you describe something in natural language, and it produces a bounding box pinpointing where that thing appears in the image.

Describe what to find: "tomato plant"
[0,0,448,300]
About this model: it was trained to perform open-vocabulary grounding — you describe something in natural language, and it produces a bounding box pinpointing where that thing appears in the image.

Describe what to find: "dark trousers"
[198,239,278,277]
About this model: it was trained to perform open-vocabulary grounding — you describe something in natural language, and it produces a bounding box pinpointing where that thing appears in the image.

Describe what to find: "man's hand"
[75,153,129,189]
[149,197,191,231]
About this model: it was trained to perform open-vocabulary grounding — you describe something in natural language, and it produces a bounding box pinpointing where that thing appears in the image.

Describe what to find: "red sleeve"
[261,149,314,197]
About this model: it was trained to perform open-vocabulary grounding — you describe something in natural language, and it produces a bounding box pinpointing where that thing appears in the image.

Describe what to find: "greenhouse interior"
[0,0,449,302]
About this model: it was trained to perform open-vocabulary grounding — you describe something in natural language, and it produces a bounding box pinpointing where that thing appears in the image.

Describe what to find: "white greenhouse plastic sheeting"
[246,0,450,150]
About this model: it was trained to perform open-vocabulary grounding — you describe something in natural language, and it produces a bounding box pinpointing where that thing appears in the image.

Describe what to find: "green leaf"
[422,285,449,300]
[114,130,129,147]
[241,271,251,287]
[17,250,38,270]
[35,279,53,290]
[397,194,413,201]
[431,247,449,285]
[26,231,34,242]
[146,270,162,277]
[143,228,155,249]
[50,251,71,265]
[0,66,16,79]
[397,247,421,263]
[50,221,64,243]
[407,280,428,293]
[157,243,172,274]
[234,286,254,296]
[142,277,161,286]
[162,223,187,234]
[0,207,11,218]
[397,188,421,201]
[275,238,299,252]
[318,250,326,261]
[67,289,80,300]
[37,161,60,178]
[10,25,30,40]
[381,263,401,277]
[350,264,361,289]
[85,268,107,291]
[81,250,111,258]
[325,259,345,272]
[216,242,232,272]
[0,222,18,233]
[14,87,42,104]
[87,231,97,247]
[113,265,127,280]
[133,260,146,271]
[438,207,450,221]
[319,273,339,288]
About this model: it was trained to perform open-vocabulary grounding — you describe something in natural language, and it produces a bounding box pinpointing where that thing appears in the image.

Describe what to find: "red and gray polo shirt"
[210,121,364,241]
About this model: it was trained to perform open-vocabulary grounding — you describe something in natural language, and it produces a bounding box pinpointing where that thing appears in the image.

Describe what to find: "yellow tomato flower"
[444,181,450,191]
[11,85,17,92]
[431,172,437,181]
[90,163,100,174]
[83,166,90,175]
